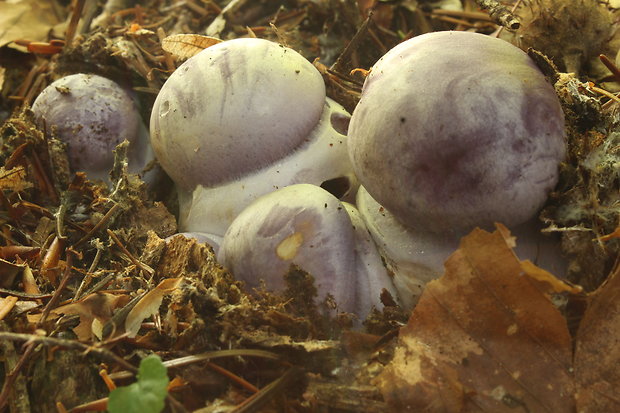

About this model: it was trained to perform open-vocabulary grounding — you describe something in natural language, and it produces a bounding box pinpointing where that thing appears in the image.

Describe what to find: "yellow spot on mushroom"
[276,232,303,260]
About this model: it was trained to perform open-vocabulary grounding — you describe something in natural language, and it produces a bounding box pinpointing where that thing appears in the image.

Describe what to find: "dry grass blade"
[108,349,281,380]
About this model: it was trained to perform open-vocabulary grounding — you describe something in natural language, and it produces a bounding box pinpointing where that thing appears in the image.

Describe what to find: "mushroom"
[217,184,397,320]
[356,186,567,309]
[31,73,152,182]
[348,31,566,236]
[150,38,357,239]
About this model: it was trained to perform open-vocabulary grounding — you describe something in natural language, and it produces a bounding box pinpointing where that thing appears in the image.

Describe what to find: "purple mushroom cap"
[217,184,396,319]
[31,74,143,179]
[348,31,566,234]
[150,38,326,192]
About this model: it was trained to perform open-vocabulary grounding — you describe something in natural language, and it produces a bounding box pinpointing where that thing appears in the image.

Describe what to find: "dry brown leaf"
[0,258,24,288]
[375,224,574,412]
[520,260,582,296]
[0,0,62,48]
[161,34,222,60]
[0,296,18,320]
[574,265,620,412]
[0,166,31,192]
[29,293,128,341]
[125,277,183,338]
[21,264,41,296]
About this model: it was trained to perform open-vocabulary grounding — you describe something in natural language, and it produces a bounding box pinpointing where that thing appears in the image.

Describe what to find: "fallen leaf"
[0,0,62,49]
[29,293,128,341]
[0,296,18,320]
[375,224,575,412]
[21,264,41,296]
[574,265,620,412]
[0,166,31,192]
[0,258,24,288]
[125,277,183,338]
[519,259,582,296]
[161,34,222,60]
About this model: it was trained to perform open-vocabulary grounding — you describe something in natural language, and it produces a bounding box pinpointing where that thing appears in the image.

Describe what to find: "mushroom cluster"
[149,32,567,316]
[150,38,357,244]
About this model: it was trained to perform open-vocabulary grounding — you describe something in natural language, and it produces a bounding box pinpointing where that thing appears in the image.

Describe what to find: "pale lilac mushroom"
[31,73,152,182]
[348,31,566,235]
[217,184,397,320]
[348,31,568,307]
[150,38,357,243]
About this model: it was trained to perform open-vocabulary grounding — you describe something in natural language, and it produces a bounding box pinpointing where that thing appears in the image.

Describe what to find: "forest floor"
[0,0,618,412]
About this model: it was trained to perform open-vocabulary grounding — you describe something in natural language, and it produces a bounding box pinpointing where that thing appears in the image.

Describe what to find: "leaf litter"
[0,0,618,412]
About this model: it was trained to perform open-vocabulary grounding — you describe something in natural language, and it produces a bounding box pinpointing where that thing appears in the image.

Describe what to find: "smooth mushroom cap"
[218,184,395,319]
[150,38,326,191]
[348,31,566,234]
[177,98,358,237]
[31,74,145,181]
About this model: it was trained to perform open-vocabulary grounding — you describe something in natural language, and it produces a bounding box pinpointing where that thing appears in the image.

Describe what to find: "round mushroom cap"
[348,31,566,234]
[31,74,142,177]
[217,184,396,318]
[150,38,326,191]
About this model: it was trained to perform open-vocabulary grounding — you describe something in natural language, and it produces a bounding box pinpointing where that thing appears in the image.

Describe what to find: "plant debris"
[0,0,618,412]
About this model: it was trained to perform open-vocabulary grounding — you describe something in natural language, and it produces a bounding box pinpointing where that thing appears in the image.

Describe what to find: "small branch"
[0,339,36,411]
[0,323,30,412]
[75,203,121,247]
[107,229,154,276]
[0,288,53,299]
[65,0,87,48]
[232,367,303,413]
[331,11,373,75]
[0,332,138,373]
[38,248,75,326]
[474,0,520,30]
[73,239,105,300]
[599,54,620,84]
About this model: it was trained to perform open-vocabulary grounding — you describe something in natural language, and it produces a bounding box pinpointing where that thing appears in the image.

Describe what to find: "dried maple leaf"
[375,224,575,412]
[574,264,620,412]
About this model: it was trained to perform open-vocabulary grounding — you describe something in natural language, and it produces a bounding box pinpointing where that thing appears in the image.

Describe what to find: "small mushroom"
[348,31,566,235]
[217,184,397,320]
[150,38,357,237]
[31,73,152,182]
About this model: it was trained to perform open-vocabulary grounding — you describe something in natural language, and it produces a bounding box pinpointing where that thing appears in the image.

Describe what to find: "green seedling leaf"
[108,354,169,413]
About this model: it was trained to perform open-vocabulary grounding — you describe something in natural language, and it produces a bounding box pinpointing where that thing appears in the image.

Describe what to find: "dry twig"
[474,0,520,30]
